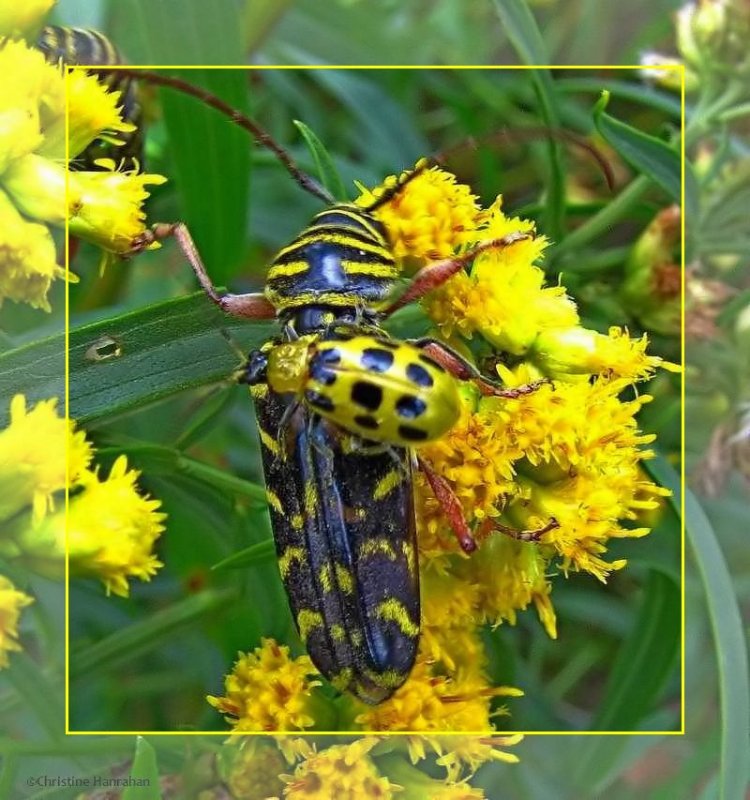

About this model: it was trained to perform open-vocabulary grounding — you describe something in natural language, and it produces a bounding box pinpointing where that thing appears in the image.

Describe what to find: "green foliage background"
[0,0,746,798]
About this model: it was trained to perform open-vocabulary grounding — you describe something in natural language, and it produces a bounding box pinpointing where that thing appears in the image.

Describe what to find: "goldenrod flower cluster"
[211,164,674,735]
[0,394,165,598]
[0,5,165,312]
[209,734,521,799]
[207,639,322,732]
[0,574,33,669]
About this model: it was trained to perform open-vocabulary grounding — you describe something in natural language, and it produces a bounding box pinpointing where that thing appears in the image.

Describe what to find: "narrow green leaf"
[70,589,234,679]
[294,120,348,201]
[111,0,247,65]
[4,653,64,742]
[648,457,750,800]
[123,738,161,800]
[158,70,252,284]
[492,0,549,64]
[69,294,274,424]
[592,569,680,730]
[211,538,275,571]
[593,91,697,218]
[98,444,268,506]
[685,490,750,800]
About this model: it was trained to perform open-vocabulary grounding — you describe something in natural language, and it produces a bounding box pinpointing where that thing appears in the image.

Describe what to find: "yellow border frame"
[65,63,686,737]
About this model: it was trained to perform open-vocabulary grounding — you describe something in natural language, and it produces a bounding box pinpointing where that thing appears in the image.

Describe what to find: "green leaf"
[111,0,248,65]
[4,653,65,742]
[591,569,680,730]
[98,444,268,507]
[593,91,697,218]
[649,458,750,800]
[0,335,64,427]
[492,0,549,63]
[294,120,348,201]
[70,589,234,679]
[211,538,275,571]
[69,294,274,424]
[157,69,253,284]
[685,490,750,800]
[123,738,161,800]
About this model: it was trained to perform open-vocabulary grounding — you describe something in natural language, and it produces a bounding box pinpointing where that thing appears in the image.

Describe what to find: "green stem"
[551,175,651,258]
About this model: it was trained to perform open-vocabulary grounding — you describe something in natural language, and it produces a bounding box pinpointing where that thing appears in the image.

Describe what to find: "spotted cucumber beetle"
[109,69,564,702]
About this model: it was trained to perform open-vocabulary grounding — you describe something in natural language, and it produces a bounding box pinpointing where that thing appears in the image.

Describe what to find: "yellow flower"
[67,166,167,255]
[0,0,54,39]
[68,455,165,597]
[225,739,286,800]
[0,394,91,524]
[424,198,577,354]
[354,654,521,732]
[0,40,60,172]
[41,69,136,161]
[0,189,67,311]
[281,738,396,800]
[357,162,481,262]
[207,638,322,732]
[0,575,34,669]
[423,785,486,800]
[458,536,557,638]
[433,735,523,782]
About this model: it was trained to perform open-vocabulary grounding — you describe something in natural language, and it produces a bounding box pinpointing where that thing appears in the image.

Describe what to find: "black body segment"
[36,25,143,170]
[251,383,419,704]
[265,204,398,314]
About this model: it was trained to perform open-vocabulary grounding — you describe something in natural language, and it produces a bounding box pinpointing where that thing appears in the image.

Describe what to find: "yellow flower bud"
[1,153,65,225]
[67,168,166,254]
[622,205,681,335]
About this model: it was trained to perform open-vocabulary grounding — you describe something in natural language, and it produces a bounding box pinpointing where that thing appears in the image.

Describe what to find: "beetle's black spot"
[406,363,434,387]
[351,381,382,411]
[306,390,334,412]
[419,353,445,372]
[319,348,341,364]
[354,414,379,430]
[309,360,337,386]
[396,395,427,419]
[361,348,394,373]
[398,425,429,442]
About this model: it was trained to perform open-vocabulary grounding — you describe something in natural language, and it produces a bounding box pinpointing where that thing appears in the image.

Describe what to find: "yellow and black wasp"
[36,25,143,171]
[104,69,559,703]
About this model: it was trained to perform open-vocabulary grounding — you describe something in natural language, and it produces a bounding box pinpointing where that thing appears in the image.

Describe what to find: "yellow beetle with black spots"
[258,333,463,446]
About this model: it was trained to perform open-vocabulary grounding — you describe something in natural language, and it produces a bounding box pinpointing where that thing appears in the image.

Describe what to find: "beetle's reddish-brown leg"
[411,337,549,398]
[477,516,559,542]
[129,222,276,320]
[417,456,476,554]
[381,231,532,318]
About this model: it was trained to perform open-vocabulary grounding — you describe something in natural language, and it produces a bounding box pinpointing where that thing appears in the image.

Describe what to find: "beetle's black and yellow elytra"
[36,25,143,170]
[249,376,419,704]
[265,205,398,318]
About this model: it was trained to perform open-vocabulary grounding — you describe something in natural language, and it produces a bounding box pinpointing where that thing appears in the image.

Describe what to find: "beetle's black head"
[242,349,268,385]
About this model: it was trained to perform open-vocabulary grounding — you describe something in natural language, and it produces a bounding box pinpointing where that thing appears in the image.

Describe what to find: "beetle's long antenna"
[364,126,616,212]
[106,68,335,205]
